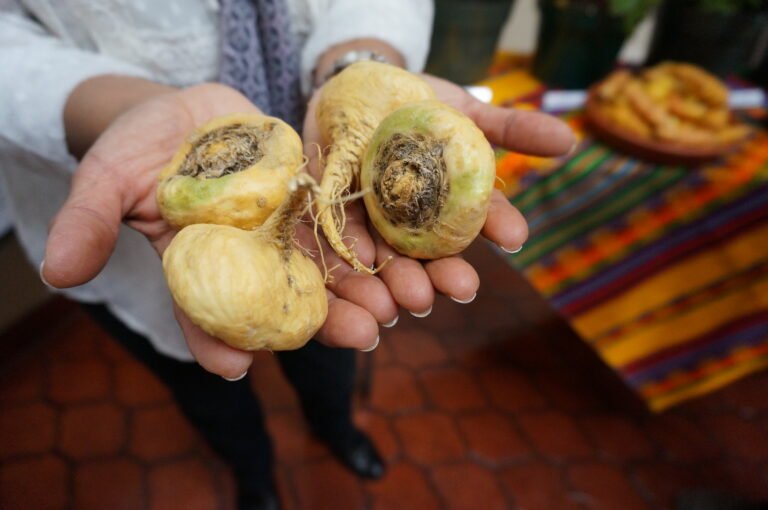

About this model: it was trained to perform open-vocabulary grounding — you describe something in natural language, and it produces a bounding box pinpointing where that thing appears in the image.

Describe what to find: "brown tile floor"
[2,242,768,510]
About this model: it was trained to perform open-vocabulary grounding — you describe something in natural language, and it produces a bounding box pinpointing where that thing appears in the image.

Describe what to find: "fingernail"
[568,142,579,156]
[39,260,55,289]
[223,371,248,382]
[450,293,477,304]
[361,336,379,352]
[382,315,399,328]
[501,244,523,254]
[410,306,432,318]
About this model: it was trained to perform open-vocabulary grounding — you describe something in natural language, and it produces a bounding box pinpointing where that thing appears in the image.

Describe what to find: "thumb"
[43,169,123,288]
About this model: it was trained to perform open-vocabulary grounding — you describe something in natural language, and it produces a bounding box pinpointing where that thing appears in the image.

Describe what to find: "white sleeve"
[0,10,153,164]
[300,0,434,94]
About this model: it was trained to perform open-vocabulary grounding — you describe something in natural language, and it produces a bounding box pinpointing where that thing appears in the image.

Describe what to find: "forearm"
[64,75,175,159]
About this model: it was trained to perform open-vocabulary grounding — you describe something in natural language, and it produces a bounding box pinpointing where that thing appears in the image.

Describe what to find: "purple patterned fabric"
[219,0,304,130]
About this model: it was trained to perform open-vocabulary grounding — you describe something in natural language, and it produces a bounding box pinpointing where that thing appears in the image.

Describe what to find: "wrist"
[64,75,175,159]
[312,38,405,90]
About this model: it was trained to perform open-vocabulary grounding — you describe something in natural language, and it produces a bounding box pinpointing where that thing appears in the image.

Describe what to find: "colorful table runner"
[485,70,768,411]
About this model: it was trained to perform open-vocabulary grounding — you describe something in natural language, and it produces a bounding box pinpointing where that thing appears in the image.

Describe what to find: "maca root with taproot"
[156,114,327,352]
[161,172,328,352]
[316,62,496,270]
[315,60,437,273]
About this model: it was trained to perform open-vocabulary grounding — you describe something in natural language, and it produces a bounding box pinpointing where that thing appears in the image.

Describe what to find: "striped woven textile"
[498,132,768,411]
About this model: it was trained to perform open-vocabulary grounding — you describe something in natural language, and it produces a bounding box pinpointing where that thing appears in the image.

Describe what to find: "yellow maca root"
[360,100,496,260]
[316,61,436,273]
[156,113,303,230]
[162,173,327,352]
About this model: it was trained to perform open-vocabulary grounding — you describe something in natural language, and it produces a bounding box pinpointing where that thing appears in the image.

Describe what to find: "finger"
[173,305,254,380]
[43,159,123,288]
[315,291,380,351]
[331,269,399,325]
[295,223,398,325]
[482,190,528,252]
[467,101,576,157]
[424,256,479,303]
[302,92,324,180]
[336,200,376,268]
[374,233,435,316]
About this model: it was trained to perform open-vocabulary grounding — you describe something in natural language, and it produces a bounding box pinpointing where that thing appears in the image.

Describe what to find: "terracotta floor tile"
[394,412,465,465]
[266,410,326,465]
[419,367,487,412]
[74,459,144,510]
[432,461,508,510]
[644,414,722,462]
[412,296,471,335]
[290,458,365,510]
[0,402,56,457]
[457,412,531,465]
[567,462,651,510]
[579,415,656,461]
[369,366,425,414]
[114,360,171,407]
[482,266,521,295]
[249,352,300,412]
[468,294,523,333]
[478,367,548,412]
[705,460,768,500]
[518,412,593,461]
[498,332,565,372]
[354,409,400,462]
[0,455,68,510]
[48,358,110,404]
[699,372,768,412]
[703,414,768,462]
[130,405,198,461]
[501,462,586,510]
[533,370,608,414]
[368,334,395,366]
[44,317,100,361]
[367,462,440,510]
[274,467,298,510]
[439,330,499,369]
[148,459,218,510]
[60,402,125,459]
[0,358,45,403]
[385,327,448,369]
[633,463,702,510]
[97,335,134,363]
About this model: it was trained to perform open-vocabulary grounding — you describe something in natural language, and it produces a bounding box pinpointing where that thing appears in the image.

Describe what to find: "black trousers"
[84,304,356,490]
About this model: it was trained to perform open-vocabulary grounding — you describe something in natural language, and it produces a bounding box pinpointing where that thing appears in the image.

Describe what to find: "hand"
[42,82,394,379]
[302,73,576,316]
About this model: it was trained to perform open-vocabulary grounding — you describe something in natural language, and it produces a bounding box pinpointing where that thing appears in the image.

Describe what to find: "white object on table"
[465,85,494,104]
[538,87,767,113]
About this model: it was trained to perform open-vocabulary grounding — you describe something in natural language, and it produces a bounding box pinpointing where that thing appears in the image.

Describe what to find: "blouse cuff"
[299,0,434,96]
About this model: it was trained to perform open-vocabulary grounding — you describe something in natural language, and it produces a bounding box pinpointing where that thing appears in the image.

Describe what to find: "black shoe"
[238,483,281,510]
[324,429,386,480]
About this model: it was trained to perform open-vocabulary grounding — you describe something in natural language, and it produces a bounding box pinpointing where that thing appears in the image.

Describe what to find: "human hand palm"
[42,84,393,379]
[302,73,576,315]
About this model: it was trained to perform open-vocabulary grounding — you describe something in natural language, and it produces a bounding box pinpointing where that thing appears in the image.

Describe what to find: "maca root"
[179,123,276,179]
[372,133,448,229]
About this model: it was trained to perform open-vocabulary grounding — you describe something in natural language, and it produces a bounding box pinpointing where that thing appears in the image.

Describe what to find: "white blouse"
[0,0,433,361]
